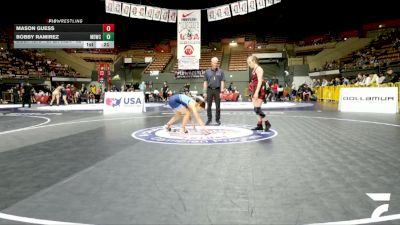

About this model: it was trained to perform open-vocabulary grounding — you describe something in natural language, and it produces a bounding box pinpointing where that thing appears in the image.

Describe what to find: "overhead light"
[213,48,216,50]
[257,46,261,49]
[379,24,383,28]
[344,38,347,41]
[229,42,237,47]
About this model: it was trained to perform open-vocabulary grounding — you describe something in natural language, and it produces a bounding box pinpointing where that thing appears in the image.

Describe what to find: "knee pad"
[254,107,261,114]
[254,107,265,118]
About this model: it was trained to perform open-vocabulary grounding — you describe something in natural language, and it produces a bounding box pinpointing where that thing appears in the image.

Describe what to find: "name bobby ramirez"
[16,34,60,39]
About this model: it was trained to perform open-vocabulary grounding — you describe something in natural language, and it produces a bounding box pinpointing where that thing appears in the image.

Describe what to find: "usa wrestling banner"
[177,10,201,70]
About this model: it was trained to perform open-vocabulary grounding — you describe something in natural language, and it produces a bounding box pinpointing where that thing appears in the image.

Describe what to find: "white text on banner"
[339,87,398,114]
[103,92,146,115]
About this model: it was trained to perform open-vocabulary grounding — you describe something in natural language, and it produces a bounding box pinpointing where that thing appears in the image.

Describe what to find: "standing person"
[203,57,225,125]
[247,55,271,131]
[22,83,33,108]
[89,84,96,103]
[12,84,20,104]
[183,82,191,96]
[162,81,169,104]
[50,84,63,106]
[61,84,68,105]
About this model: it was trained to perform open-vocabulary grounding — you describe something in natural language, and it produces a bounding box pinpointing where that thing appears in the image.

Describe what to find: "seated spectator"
[363,74,372,86]
[378,73,386,84]
[302,84,312,101]
[342,77,350,85]
[153,89,160,102]
[228,82,235,93]
[382,68,399,84]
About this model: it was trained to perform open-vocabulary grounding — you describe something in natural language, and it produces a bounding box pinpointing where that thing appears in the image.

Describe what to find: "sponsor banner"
[178,58,200,71]
[177,10,201,70]
[103,92,146,115]
[106,1,280,22]
[121,3,131,17]
[339,87,398,114]
[174,69,205,79]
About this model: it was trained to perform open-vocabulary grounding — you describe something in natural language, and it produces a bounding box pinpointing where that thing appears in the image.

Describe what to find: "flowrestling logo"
[132,124,277,145]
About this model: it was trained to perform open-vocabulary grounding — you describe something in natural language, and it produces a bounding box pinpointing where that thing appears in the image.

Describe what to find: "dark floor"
[0,102,399,225]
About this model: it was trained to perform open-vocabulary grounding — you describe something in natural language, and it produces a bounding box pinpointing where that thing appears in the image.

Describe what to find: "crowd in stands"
[341,30,400,71]
[311,67,399,88]
[0,49,81,78]
[1,82,101,105]
[323,60,340,71]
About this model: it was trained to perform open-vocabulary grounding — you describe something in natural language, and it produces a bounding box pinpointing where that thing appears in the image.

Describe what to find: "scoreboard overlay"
[13,24,114,49]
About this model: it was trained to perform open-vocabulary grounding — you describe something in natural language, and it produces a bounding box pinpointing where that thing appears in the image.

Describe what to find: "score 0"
[102,24,114,42]
[102,24,114,32]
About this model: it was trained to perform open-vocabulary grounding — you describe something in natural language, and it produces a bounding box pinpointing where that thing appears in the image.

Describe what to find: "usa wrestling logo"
[131,124,277,145]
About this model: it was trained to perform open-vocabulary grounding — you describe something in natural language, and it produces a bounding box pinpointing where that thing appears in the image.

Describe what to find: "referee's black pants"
[207,88,221,122]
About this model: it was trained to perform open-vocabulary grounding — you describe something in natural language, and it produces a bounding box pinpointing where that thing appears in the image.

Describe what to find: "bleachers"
[340,31,400,70]
[229,50,250,71]
[126,49,156,63]
[0,49,82,79]
[144,53,173,73]
[228,48,278,71]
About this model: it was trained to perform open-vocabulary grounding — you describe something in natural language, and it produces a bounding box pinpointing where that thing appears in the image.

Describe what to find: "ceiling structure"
[1,0,398,46]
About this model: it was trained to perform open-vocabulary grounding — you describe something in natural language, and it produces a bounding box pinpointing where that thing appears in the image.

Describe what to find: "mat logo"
[132,124,278,145]
[367,193,390,218]
[308,193,398,225]
[105,97,122,107]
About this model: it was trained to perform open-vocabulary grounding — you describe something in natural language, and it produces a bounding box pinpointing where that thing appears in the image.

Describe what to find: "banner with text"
[103,92,145,115]
[177,10,201,70]
[339,87,398,114]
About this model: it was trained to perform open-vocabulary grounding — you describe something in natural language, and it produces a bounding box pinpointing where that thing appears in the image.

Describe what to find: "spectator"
[139,81,146,93]
[382,68,399,83]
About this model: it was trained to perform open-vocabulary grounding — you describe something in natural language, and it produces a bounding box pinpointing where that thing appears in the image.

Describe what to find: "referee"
[203,57,225,125]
